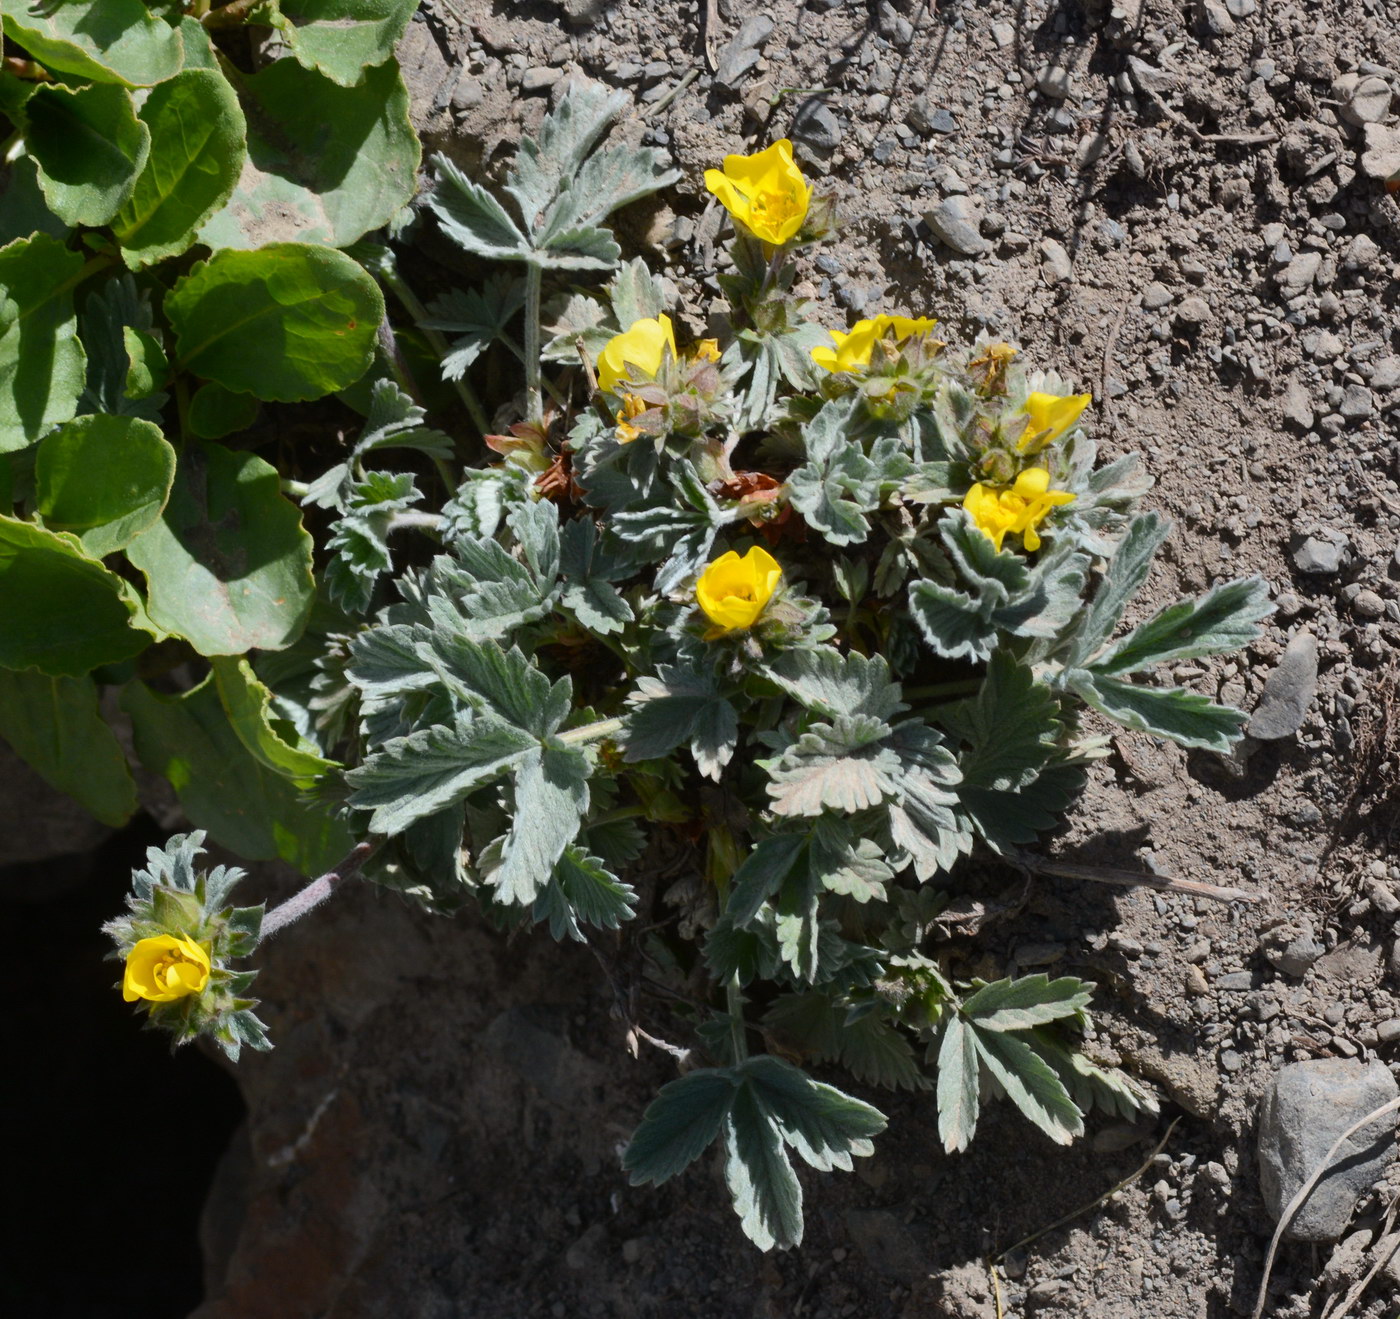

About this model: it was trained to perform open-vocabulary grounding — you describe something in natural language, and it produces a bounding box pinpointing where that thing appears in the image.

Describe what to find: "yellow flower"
[1018,391,1091,453]
[693,338,721,364]
[962,467,1075,553]
[597,314,677,395]
[811,314,938,373]
[615,392,647,443]
[704,140,812,247]
[122,934,211,1004]
[695,546,783,633]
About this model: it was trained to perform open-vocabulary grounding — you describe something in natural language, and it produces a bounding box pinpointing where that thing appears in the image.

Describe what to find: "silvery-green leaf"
[939,652,1060,793]
[935,1013,980,1154]
[766,714,901,817]
[608,256,668,327]
[1029,1028,1160,1120]
[884,719,968,880]
[837,1010,928,1091]
[490,744,590,906]
[558,517,634,634]
[348,623,438,699]
[961,975,1095,1032]
[764,647,906,722]
[1067,670,1246,752]
[622,1068,738,1186]
[726,834,809,927]
[968,1023,1082,1144]
[722,1083,804,1251]
[429,154,529,261]
[419,634,570,738]
[422,275,525,380]
[532,844,635,942]
[737,1055,885,1172]
[1063,512,1169,669]
[624,664,738,780]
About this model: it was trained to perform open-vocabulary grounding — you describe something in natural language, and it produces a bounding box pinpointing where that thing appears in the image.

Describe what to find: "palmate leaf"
[766,714,901,816]
[723,1081,805,1252]
[429,155,529,261]
[1089,575,1272,677]
[323,471,421,614]
[727,834,809,926]
[775,870,821,984]
[558,517,634,634]
[740,1055,885,1173]
[347,622,439,699]
[532,845,636,942]
[623,1069,738,1185]
[839,1010,928,1091]
[422,276,525,380]
[969,1026,1083,1145]
[884,720,968,880]
[1029,1029,1159,1121]
[961,975,1094,1032]
[420,634,570,738]
[624,664,738,780]
[1064,512,1170,669]
[935,1013,980,1154]
[764,647,907,722]
[939,652,1061,793]
[1067,671,1245,752]
[490,743,590,906]
[345,711,538,835]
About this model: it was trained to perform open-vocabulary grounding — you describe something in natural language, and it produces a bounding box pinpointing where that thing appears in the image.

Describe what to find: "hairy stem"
[556,715,625,746]
[386,510,445,536]
[260,842,376,940]
[523,261,544,423]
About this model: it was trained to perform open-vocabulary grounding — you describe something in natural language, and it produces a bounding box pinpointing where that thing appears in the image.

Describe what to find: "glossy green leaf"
[111,68,246,269]
[187,382,260,440]
[0,668,137,826]
[166,244,382,401]
[124,439,315,655]
[0,156,69,246]
[123,674,355,875]
[0,514,152,674]
[210,654,340,784]
[264,0,418,87]
[24,82,150,227]
[197,58,418,250]
[2,0,184,87]
[35,414,175,557]
[122,327,168,400]
[0,232,87,452]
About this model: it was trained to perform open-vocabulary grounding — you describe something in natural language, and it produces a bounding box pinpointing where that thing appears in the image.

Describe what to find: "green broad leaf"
[1089,576,1272,677]
[187,382,259,440]
[0,156,68,247]
[23,82,150,227]
[34,414,175,557]
[1068,671,1246,752]
[124,439,315,655]
[764,648,907,722]
[111,68,246,269]
[346,711,539,835]
[727,834,808,927]
[2,0,184,87]
[935,1013,980,1154]
[210,655,340,784]
[1028,1028,1160,1121]
[962,975,1094,1032]
[738,1055,886,1172]
[1065,512,1170,669]
[167,244,381,402]
[263,0,418,88]
[428,154,530,262]
[198,59,419,250]
[838,1010,928,1091]
[123,675,355,875]
[624,664,738,780]
[622,1068,738,1185]
[939,652,1061,793]
[490,743,590,906]
[723,1080,805,1251]
[766,714,901,817]
[968,1023,1083,1145]
[0,232,87,452]
[0,668,137,826]
[0,515,152,674]
[174,14,220,70]
[122,327,169,401]
[532,844,636,943]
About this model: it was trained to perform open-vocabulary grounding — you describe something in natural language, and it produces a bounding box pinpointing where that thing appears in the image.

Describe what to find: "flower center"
[750,188,802,228]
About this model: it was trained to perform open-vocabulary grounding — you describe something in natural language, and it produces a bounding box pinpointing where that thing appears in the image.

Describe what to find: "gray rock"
[1340,384,1375,420]
[1127,56,1179,95]
[1195,0,1236,36]
[1281,381,1315,431]
[1040,237,1073,282]
[908,96,957,135]
[714,15,773,87]
[1351,588,1385,619]
[1292,535,1346,575]
[1371,356,1400,391]
[1225,0,1257,14]
[554,0,609,24]
[1216,971,1255,990]
[1341,75,1393,127]
[1258,916,1325,975]
[1248,631,1318,740]
[1176,295,1210,326]
[1142,281,1172,309]
[792,100,841,151]
[1257,1060,1399,1242]
[923,195,991,255]
[1276,251,1322,296]
[1036,64,1073,98]
[1360,123,1400,183]
[521,66,562,94]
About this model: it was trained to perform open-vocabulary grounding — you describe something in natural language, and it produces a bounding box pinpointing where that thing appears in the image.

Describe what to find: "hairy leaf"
[2,0,184,87]
[490,743,590,906]
[961,975,1094,1032]
[532,845,636,942]
[623,1069,737,1185]
[764,647,906,722]
[1065,512,1170,668]
[969,1025,1083,1144]
[739,1055,885,1172]
[723,1081,805,1251]
[935,1013,980,1154]
[1068,671,1246,752]
[767,714,900,817]
[625,664,738,779]
[262,0,417,87]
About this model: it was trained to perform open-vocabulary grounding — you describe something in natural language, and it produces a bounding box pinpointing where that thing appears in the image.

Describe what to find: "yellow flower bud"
[1018,391,1091,453]
[811,314,938,373]
[597,314,677,395]
[962,467,1075,553]
[703,140,812,248]
[122,934,211,1003]
[695,546,783,633]
[615,392,648,443]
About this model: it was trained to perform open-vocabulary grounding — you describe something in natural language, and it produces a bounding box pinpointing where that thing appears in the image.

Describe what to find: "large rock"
[1247,631,1318,740]
[1257,1060,1398,1242]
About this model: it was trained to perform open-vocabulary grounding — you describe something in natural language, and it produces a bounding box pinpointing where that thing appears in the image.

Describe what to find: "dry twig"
[1017,852,1261,906]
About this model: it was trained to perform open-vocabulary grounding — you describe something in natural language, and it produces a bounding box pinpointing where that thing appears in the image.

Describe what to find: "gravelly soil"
[42,1,1400,1316]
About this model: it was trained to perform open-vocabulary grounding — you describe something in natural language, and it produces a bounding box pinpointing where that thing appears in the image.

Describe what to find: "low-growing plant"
[0,48,1272,1246]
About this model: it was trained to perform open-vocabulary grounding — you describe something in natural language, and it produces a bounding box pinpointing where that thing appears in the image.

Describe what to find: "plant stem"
[280,478,310,499]
[523,261,544,424]
[260,842,376,940]
[556,715,625,747]
[726,974,748,1063]
[379,266,491,437]
[386,510,445,536]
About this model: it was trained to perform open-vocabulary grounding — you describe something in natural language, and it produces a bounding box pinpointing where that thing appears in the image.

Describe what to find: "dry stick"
[1319,1194,1399,1319]
[649,67,700,120]
[701,0,720,73]
[988,1117,1182,1282]
[1021,854,1261,906]
[1137,83,1279,146]
[1251,1095,1400,1319]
